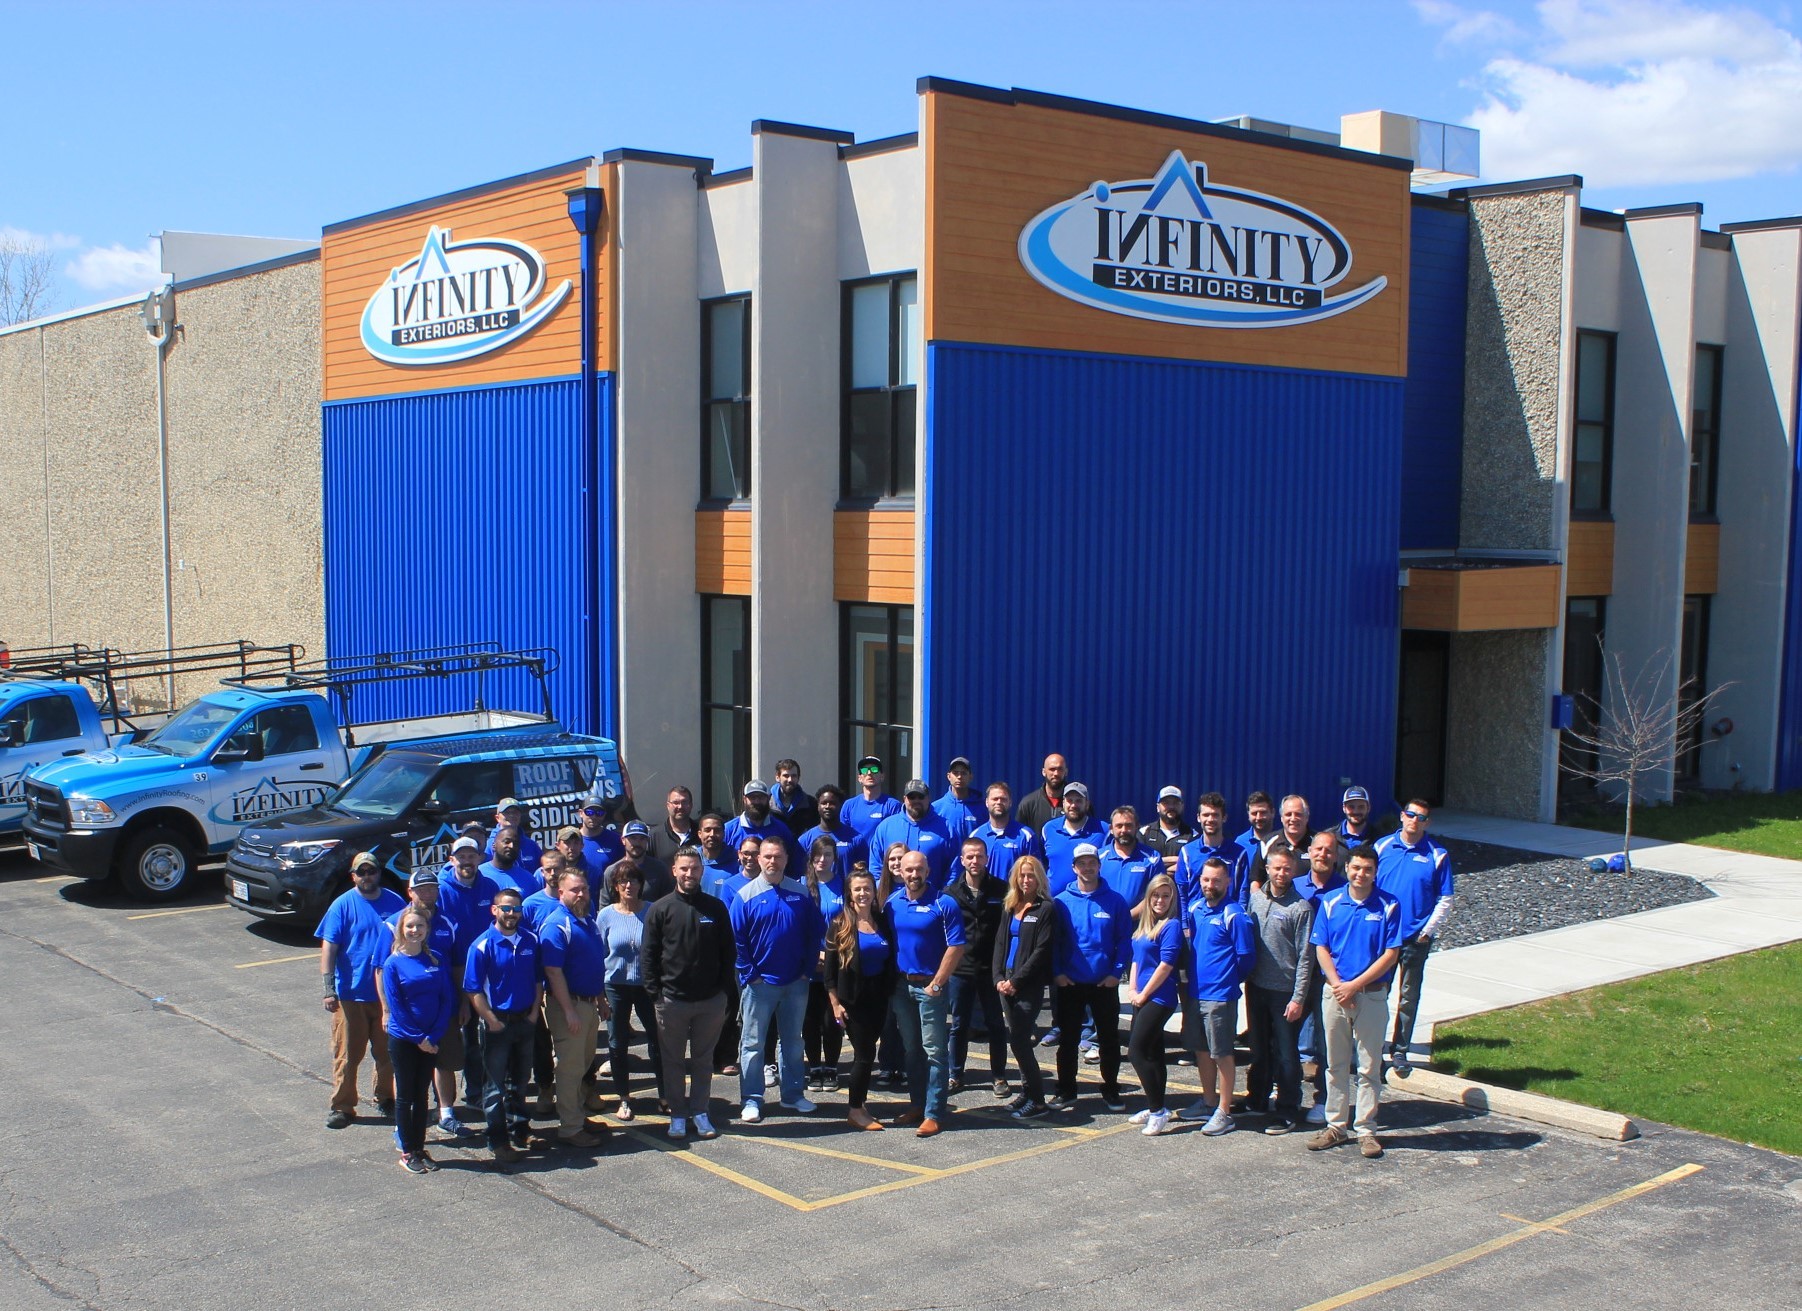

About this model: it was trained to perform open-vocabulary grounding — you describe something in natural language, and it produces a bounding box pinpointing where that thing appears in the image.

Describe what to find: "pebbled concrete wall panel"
[1445,628,1555,819]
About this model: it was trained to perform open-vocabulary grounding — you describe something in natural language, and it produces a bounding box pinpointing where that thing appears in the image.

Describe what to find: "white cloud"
[1459,0,1802,188]
[63,240,163,297]
[1414,0,1525,48]
[0,225,82,252]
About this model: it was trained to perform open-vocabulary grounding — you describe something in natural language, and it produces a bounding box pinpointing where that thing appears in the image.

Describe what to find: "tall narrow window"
[701,595,752,813]
[841,603,914,787]
[842,274,919,501]
[1677,595,1711,781]
[702,296,751,502]
[1572,330,1616,514]
[1559,597,1607,786]
[1690,344,1723,518]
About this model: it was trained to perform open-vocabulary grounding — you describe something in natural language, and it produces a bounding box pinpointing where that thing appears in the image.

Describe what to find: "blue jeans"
[738,978,809,1106]
[891,983,951,1118]
[479,1013,535,1147]
[947,974,1008,1080]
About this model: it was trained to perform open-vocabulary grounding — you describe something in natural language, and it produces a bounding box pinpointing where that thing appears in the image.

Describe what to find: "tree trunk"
[1622,778,1635,874]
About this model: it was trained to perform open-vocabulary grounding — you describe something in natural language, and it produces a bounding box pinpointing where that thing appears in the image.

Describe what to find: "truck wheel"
[118,826,198,900]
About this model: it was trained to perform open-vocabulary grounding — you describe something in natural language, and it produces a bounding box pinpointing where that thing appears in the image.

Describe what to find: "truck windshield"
[138,699,242,758]
[329,754,436,820]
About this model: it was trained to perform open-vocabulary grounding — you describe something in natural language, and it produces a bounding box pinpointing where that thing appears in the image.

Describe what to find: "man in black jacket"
[643,849,737,1142]
[946,836,1010,1098]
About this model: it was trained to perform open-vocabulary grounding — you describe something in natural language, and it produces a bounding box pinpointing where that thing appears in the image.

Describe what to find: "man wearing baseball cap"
[1049,842,1130,1112]
[318,851,406,1130]
[487,797,544,870]
[840,756,901,840]
[1140,787,1197,870]
[725,779,799,865]
[1041,782,1108,897]
[932,757,983,841]
[602,819,673,904]
[1338,786,1378,851]
[436,837,500,1116]
[870,779,958,894]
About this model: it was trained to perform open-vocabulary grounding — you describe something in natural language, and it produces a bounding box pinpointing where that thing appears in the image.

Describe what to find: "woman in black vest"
[822,869,896,1131]
[993,855,1058,1119]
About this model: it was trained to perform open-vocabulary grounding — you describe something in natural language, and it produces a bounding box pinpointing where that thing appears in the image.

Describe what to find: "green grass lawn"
[1561,789,1802,860]
[1432,942,1802,1157]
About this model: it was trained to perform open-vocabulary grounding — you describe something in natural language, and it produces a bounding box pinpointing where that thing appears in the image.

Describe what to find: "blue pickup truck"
[21,646,625,904]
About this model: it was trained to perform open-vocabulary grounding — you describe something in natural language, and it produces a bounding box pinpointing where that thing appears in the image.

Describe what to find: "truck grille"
[25,783,66,830]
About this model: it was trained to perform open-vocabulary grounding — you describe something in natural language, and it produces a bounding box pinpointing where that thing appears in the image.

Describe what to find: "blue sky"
[7,0,1802,310]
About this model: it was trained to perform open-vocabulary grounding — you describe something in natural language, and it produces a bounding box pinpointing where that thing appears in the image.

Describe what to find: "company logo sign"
[360,226,571,365]
[1018,150,1386,329]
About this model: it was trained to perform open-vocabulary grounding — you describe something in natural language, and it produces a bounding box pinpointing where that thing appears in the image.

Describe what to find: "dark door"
[1395,631,1449,806]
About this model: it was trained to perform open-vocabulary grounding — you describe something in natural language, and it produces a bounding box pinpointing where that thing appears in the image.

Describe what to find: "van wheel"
[119,826,197,900]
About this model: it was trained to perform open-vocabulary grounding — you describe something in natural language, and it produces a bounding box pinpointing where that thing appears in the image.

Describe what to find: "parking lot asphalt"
[1,852,1797,1311]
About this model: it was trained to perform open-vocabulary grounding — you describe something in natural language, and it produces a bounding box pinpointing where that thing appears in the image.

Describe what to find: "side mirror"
[214,736,264,765]
[417,798,449,820]
[0,724,15,749]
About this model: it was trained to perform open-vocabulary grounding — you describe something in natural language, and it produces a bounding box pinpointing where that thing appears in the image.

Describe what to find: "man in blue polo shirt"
[1308,845,1403,1158]
[971,782,1041,887]
[840,755,901,840]
[792,785,862,891]
[1042,782,1108,896]
[487,797,544,870]
[1050,843,1130,1112]
[693,813,738,897]
[887,849,966,1137]
[870,780,958,892]
[1184,857,1257,1137]
[932,756,984,841]
[1099,805,1159,914]
[724,778,798,862]
[480,825,538,900]
[436,836,499,1116]
[578,789,625,874]
[1296,830,1349,1123]
[728,838,825,1123]
[1373,798,1453,1077]
[1175,792,1250,907]
[1236,791,1280,872]
[319,851,407,1130]
[463,887,543,1165]
[1338,785,1378,851]
[540,869,608,1149]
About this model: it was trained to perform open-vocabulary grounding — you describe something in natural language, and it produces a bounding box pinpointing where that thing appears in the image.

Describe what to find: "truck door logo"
[230,777,333,823]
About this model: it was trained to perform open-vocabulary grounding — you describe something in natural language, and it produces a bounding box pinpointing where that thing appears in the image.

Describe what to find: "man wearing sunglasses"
[578,790,625,873]
[1373,799,1454,1077]
[319,851,407,1130]
[464,888,544,1165]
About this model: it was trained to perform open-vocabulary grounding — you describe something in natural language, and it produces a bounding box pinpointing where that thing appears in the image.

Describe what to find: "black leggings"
[388,1035,433,1155]
[1128,1000,1175,1112]
[841,989,891,1109]
[1003,986,1046,1104]
[804,981,844,1070]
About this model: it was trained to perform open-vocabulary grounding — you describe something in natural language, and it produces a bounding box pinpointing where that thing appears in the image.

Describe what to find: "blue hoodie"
[1053,882,1131,984]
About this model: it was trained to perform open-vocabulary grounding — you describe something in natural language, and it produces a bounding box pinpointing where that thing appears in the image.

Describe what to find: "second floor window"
[1572,329,1616,515]
[843,274,919,501]
[702,296,751,502]
[1690,344,1723,518]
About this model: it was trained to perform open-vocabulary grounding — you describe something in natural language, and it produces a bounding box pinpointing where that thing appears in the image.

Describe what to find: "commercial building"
[4,78,1799,822]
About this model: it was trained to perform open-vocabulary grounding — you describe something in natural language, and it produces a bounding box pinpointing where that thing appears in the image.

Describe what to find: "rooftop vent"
[1339,111,1480,187]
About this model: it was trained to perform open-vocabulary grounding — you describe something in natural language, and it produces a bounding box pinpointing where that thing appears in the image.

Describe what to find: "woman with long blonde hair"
[1126,874,1183,1136]
[381,905,455,1174]
[992,856,1057,1119]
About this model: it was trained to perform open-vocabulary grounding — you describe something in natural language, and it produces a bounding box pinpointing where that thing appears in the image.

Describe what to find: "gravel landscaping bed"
[1430,837,1714,952]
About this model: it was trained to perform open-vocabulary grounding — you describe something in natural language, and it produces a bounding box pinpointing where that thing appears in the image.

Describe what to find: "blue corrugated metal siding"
[322,375,617,737]
[1402,203,1469,551]
[921,342,1403,820]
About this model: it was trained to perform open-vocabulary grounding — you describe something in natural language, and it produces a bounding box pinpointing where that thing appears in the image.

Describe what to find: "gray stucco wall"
[0,258,322,710]
[1444,628,1555,818]
[1461,189,1571,552]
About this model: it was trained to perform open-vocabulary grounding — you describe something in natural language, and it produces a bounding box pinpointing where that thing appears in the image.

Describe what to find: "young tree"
[1561,645,1730,870]
[0,234,57,325]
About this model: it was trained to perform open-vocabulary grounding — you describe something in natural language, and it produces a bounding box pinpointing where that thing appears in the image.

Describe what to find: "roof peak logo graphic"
[359,225,571,366]
[1018,149,1387,329]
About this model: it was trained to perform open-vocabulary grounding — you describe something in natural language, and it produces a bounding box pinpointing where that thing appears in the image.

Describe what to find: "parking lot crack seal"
[504,1175,705,1278]
[0,1224,105,1311]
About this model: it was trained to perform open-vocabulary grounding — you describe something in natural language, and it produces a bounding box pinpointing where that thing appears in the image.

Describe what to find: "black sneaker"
[398,1152,430,1175]
[1012,1099,1049,1119]
[946,1077,965,1096]
[1004,1092,1029,1111]
[1101,1092,1127,1113]
[376,1099,396,1119]
[1264,1116,1295,1136]
[415,1149,441,1171]
[992,1080,1011,1099]
[325,1110,354,1130]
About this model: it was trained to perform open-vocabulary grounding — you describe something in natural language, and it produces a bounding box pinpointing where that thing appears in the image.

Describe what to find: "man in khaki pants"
[539,869,608,1148]
[318,853,406,1129]
[1306,845,1402,1159]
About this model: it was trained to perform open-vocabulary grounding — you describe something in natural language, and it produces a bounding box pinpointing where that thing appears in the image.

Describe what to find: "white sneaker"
[779,1096,817,1114]
[667,1116,687,1140]
[737,1101,762,1124]
[1201,1110,1236,1136]
[1142,1110,1174,1136]
[1305,1102,1328,1125]
[1128,1108,1151,1125]
[1177,1098,1216,1122]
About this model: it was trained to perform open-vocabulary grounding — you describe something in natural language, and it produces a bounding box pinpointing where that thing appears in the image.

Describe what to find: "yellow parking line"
[127,904,229,920]
[34,875,77,883]
[609,1124,815,1211]
[235,953,316,969]
[1292,1163,1704,1311]
[738,1135,940,1176]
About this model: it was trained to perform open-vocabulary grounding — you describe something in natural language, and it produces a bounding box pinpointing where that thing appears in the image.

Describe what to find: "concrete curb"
[1394,1066,1639,1142]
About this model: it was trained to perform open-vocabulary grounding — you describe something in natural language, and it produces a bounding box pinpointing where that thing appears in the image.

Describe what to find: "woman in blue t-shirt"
[1126,874,1183,1136]
[381,906,455,1174]
[802,836,847,1093]
[821,869,896,1131]
[597,866,663,1121]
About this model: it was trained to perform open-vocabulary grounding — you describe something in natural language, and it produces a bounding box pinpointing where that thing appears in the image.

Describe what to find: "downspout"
[566,166,607,735]
[141,284,178,709]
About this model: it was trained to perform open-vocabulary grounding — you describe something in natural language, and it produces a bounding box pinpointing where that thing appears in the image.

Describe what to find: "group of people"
[316,753,1454,1174]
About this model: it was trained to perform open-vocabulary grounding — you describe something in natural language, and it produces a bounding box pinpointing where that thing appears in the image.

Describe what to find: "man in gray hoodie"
[1245,843,1315,1135]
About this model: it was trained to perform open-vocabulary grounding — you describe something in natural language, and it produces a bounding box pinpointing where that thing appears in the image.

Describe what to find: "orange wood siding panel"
[1684,522,1720,595]
[321,163,614,400]
[695,509,751,596]
[834,509,916,604]
[1403,565,1561,631]
[1565,520,1615,597]
[923,91,1410,377]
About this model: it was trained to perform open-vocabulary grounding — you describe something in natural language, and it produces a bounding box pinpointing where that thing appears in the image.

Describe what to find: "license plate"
[230,878,249,902]
[26,841,41,861]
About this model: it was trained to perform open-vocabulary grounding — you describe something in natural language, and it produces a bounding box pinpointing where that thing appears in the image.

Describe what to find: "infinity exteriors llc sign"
[1018,150,1387,329]
[359,226,571,365]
